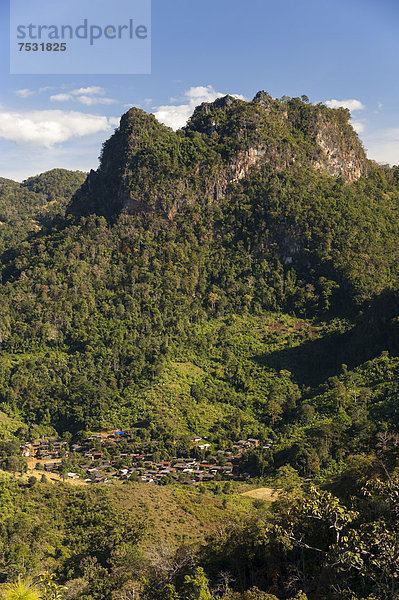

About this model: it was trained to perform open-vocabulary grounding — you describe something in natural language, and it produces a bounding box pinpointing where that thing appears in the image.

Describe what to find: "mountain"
[0,92,398,600]
[0,169,86,256]
[0,91,396,438]
[70,92,366,220]
[69,92,398,307]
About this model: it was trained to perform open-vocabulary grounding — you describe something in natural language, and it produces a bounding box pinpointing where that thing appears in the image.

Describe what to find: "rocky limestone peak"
[185,94,243,134]
[253,90,273,107]
[69,91,368,220]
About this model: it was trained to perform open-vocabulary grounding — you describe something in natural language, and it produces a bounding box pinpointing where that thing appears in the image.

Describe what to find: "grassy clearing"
[241,487,278,501]
[111,483,251,547]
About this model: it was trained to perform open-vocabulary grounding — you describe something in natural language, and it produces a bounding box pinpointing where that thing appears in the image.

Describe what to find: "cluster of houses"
[118,456,235,485]
[17,431,274,486]
[21,439,67,459]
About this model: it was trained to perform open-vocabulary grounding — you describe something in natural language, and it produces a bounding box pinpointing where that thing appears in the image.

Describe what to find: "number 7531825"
[18,42,67,51]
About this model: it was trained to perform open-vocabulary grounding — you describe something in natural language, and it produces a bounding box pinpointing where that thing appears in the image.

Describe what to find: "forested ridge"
[0,169,86,254]
[0,93,398,600]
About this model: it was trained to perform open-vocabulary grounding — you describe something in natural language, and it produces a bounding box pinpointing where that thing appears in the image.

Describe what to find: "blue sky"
[1,0,399,180]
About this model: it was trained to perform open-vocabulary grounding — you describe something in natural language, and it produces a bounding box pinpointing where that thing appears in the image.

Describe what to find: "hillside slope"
[0,92,396,448]
[0,169,86,255]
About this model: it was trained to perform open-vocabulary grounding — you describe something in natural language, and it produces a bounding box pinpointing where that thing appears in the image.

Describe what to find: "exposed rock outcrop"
[69,91,368,220]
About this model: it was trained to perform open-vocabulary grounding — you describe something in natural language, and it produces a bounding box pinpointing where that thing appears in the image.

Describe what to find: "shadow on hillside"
[255,290,399,388]
[254,329,354,387]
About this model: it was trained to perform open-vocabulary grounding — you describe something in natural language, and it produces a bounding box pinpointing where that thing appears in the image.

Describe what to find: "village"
[14,431,274,485]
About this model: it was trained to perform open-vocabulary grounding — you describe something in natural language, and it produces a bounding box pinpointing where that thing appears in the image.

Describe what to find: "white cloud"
[50,93,72,102]
[109,117,121,127]
[362,128,399,166]
[373,102,384,115]
[325,98,365,112]
[15,89,35,98]
[0,141,95,182]
[16,86,58,98]
[351,120,366,133]
[0,108,117,148]
[39,86,55,94]
[70,86,106,96]
[153,85,246,130]
[50,87,117,106]
[75,95,117,106]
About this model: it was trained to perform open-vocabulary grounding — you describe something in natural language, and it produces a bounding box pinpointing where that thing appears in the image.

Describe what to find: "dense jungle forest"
[0,93,398,600]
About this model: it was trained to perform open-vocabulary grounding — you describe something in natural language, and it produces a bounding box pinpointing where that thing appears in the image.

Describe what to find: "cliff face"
[69,92,368,220]
[185,91,366,183]
[313,117,365,182]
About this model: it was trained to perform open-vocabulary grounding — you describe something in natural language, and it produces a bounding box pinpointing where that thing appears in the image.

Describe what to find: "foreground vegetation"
[0,470,398,600]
